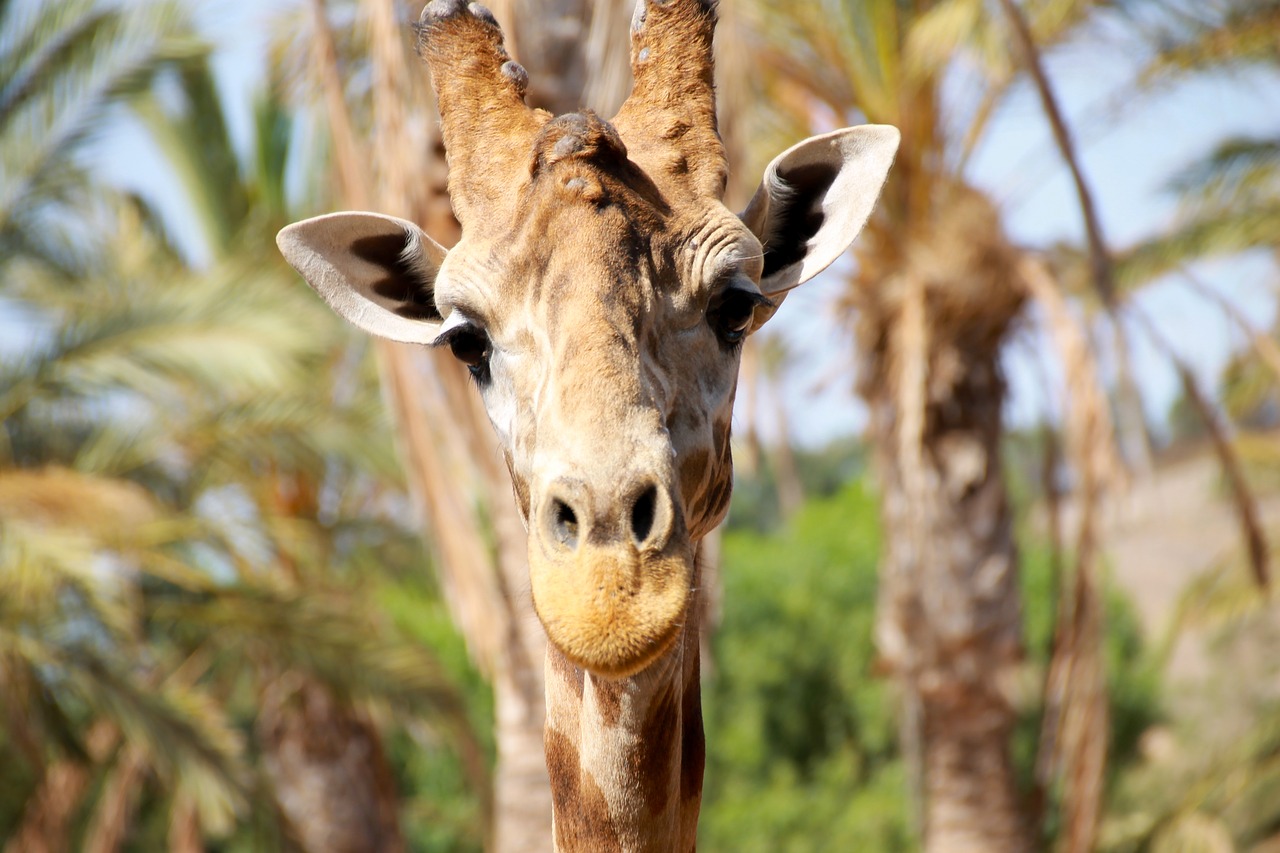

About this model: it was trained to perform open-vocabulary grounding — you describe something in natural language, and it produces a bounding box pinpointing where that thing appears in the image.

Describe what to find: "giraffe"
[277,0,897,848]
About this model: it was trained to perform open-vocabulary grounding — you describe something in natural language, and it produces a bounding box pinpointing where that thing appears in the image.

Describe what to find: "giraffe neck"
[544,559,704,853]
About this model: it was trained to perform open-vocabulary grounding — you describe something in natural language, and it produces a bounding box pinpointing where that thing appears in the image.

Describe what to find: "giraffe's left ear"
[277,211,448,345]
[739,125,899,300]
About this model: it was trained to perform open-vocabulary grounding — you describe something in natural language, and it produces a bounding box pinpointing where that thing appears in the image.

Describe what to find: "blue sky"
[99,0,1280,448]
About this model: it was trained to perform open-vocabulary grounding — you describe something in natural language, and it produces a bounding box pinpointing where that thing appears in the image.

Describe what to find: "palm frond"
[249,82,295,227]
[2,268,332,430]
[1166,559,1271,646]
[904,0,982,84]
[0,524,248,834]
[0,518,136,640]
[0,0,201,269]
[1117,201,1280,287]
[1140,0,1280,78]
[157,586,468,720]
[1167,135,1280,209]
[67,659,248,834]
[1150,812,1236,853]
[0,1,116,129]
[1130,306,1270,589]
[130,57,250,258]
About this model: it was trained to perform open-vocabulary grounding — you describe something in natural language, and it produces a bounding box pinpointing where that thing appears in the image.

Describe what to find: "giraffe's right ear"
[740,125,899,297]
[276,211,447,345]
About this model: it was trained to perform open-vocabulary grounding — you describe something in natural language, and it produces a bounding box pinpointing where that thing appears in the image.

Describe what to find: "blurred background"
[1,0,1278,850]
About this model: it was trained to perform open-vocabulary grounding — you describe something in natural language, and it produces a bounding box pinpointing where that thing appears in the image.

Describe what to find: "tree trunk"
[167,794,203,853]
[855,186,1029,853]
[770,393,804,519]
[83,744,148,853]
[257,676,405,853]
[869,342,1028,853]
[492,667,555,853]
[921,690,1026,852]
[4,722,117,853]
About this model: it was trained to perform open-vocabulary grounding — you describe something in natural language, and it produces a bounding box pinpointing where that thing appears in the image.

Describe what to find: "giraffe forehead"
[435,141,760,326]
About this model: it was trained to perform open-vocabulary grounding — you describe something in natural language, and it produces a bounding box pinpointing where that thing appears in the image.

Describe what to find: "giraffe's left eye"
[708,288,771,347]
[433,322,491,382]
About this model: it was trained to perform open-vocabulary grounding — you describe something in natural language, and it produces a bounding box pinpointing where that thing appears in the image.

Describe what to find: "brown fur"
[636,681,679,817]
[546,728,623,852]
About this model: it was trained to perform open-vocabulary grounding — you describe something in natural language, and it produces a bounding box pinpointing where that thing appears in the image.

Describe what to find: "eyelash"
[433,322,492,384]
[707,287,772,350]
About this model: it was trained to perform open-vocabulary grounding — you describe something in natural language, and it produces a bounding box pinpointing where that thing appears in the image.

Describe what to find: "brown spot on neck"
[637,679,680,817]
[680,667,705,809]
[544,601,706,852]
[549,645,584,700]
[592,676,625,729]
[545,728,623,852]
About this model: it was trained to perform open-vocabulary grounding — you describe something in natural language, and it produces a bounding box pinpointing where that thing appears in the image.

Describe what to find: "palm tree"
[1086,6,1280,848]
[0,3,244,845]
[1040,0,1280,599]
[126,53,497,849]
[736,1,1129,849]
[2,158,488,853]
[1,10,488,844]
[757,334,806,519]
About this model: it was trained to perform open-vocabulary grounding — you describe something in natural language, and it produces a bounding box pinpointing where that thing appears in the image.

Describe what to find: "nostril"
[630,485,657,546]
[551,498,579,549]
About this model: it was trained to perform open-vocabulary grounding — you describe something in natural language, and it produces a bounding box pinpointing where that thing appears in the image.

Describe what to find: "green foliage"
[727,436,867,533]
[0,0,200,274]
[702,481,909,851]
[0,10,488,846]
[1220,351,1280,433]
[379,579,493,852]
[703,478,1163,852]
[1099,553,1280,851]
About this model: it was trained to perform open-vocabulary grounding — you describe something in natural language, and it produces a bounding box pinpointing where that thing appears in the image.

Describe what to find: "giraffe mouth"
[528,545,693,679]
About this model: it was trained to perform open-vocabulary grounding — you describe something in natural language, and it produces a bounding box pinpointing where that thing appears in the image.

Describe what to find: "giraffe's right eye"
[707,287,773,349]
[433,323,491,381]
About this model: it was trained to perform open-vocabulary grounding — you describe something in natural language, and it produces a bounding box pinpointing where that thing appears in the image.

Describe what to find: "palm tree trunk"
[83,744,148,853]
[869,339,1028,852]
[257,676,405,853]
[923,703,1025,853]
[770,391,804,518]
[857,189,1030,850]
[4,722,117,853]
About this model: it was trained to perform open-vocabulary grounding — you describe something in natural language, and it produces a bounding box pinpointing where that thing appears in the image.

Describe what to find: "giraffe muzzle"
[529,476,693,678]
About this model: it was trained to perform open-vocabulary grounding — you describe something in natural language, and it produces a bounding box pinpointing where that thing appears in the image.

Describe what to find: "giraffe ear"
[740,125,899,298]
[277,211,448,345]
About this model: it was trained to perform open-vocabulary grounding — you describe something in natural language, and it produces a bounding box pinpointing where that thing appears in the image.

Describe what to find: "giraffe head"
[278,0,897,679]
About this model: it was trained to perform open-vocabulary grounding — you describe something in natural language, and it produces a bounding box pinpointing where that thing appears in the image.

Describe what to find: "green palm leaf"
[156,586,477,744]
[0,0,201,269]
[130,57,250,257]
